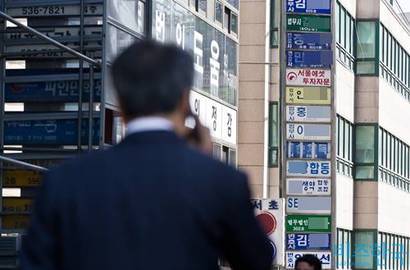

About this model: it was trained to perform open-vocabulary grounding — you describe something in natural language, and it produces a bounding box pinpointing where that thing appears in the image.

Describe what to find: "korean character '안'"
[251,200,262,210]
[310,162,319,175]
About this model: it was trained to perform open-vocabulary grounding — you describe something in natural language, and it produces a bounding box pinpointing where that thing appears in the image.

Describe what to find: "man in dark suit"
[21,41,273,270]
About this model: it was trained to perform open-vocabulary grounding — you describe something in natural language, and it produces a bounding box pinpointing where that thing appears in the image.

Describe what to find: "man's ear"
[179,90,191,117]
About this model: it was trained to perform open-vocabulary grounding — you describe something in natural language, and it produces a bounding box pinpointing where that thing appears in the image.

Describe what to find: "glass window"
[355,126,375,163]
[215,1,223,24]
[198,0,207,15]
[354,232,375,269]
[269,102,279,167]
[357,21,376,58]
[231,13,238,35]
[224,7,230,31]
[108,0,146,35]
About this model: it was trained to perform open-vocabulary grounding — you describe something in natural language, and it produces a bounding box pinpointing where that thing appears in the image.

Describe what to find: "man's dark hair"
[295,254,322,270]
[111,40,194,118]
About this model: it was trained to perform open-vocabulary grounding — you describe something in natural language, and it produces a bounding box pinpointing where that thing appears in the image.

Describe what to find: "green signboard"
[286,215,331,232]
[287,15,331,32]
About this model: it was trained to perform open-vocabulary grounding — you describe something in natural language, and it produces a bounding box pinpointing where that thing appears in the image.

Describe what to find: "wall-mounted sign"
[287,160,331,177]
[4,118,100,146]
[287,141,331,159]
[287,32,332,50]
[286,124,331,140]
[286,105,331,122]
[1,215,30,230]
[286,215,331,232]
[286,69,331,87]
[286,87,331,105]
[287,196,331,214]
[286,0,331,15]
[286,233,331,250]
[287,14,331,32]
[2,198,33,214]
[190,90,237,145]
[6,26,103,40]
[286,252,332,269]
[251,199,285,266]
[3,170,43,188]
[287,50,333,68]
[6,4,103,17]
[287,178,331,195]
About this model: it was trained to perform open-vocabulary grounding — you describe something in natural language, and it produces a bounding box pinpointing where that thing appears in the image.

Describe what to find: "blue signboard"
[287,32,332,50]
[288,142,331,159]
[287,50,333,68]
[286,0,331,15]
[5,69,101,102]
[286,233,331,250]
[4,118,100,145]
[5,80,101,102]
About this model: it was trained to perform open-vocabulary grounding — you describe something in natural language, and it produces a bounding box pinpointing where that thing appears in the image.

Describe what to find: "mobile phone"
[185,113,201,144]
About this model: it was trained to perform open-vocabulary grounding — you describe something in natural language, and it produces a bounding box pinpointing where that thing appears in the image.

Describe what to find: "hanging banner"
[287,32,332,50]
[286,0,331,15]
[286,178,331,195]
[287,160,331,177]
[286,252,332,269]
[287,50,333,68]
[287,196,331,214]
[286,124,331,140]
[286,215,331,232]
[287,141,331,159]
[251,199,285,266]
[286,69,331,87]
[286,105,331,122]
[287,14,331,32]
[286,233,331,250]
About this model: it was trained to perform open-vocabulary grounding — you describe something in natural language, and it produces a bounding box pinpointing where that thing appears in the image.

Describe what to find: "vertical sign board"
[251,199,285,266]
[283,0,333,268]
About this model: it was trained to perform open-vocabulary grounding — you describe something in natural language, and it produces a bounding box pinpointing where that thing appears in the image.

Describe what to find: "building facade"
[239,0,410,269]
[0,0,239,267]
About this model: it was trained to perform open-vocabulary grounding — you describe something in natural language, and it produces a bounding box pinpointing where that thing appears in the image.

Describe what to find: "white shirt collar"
[126,116,174,136]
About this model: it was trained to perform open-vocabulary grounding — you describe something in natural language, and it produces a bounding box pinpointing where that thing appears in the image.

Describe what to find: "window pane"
[357,60,376,74]
[231,13,238,34]
[356,166,375,179]
[356,126,375,163]
[269,103,279,166]
[215,1,223,24]
[357,21,376,58]
[354,232,375,269]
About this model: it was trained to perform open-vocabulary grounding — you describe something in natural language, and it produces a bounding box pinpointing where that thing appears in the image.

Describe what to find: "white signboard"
[286,178,331,195]
[286,68,331,87]
[287,160,331,177]
[251,198,285,266]
[286,105,331,122]
[190,90,237,145]
[286,124,331,140]
[287,196,331,214]
[286,252,332,269]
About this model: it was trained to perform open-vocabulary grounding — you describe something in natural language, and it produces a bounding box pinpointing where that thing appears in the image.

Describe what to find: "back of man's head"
[111,40,194,119]
[295,254,322,270]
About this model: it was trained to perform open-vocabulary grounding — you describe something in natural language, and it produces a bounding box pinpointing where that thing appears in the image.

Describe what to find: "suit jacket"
[21,131,273,270]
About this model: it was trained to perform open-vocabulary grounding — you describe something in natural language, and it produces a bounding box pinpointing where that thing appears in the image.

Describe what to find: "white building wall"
[378,181,410,237]
[335,63,355,122]
[379,79,410,145]
[336,175,354,230]
[380,0,410,54]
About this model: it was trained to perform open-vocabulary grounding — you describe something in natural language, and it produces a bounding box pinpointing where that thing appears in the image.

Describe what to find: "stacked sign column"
[284,0,333,269]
